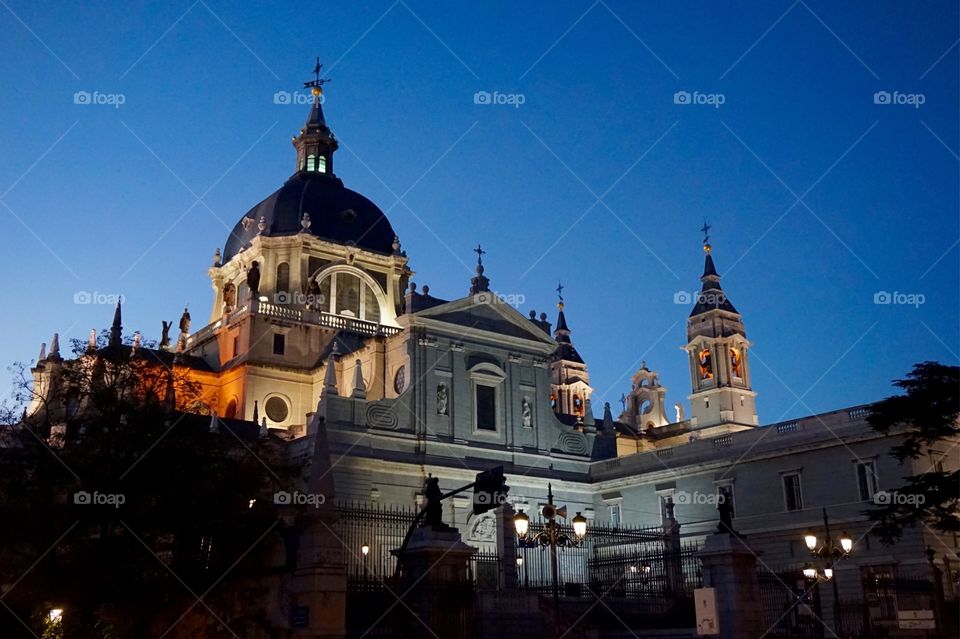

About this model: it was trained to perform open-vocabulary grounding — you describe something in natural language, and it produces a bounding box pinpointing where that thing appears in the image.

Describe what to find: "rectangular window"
[609,504,622,527]
[232,335,240,358]
[476,384,496,431]
[659,495,673,523]
[782,473,803,512]
[856,461,879,501]
[273,333,285,356]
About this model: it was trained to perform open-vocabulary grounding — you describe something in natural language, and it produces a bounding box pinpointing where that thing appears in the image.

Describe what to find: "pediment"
[414,295,556,346]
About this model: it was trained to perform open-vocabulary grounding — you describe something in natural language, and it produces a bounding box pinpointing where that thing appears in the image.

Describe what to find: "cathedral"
[27,76,957,625]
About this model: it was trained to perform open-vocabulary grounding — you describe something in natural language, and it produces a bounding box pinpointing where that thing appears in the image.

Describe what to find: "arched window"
[225,398,238,420]
[306,154,316,172]
[311,269,384,323]
[276,262,290,296]
[317,155,327,173]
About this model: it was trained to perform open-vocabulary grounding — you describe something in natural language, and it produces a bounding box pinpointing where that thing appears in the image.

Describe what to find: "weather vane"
[700,220,712,252]
[303,57,331,97]
[556,281,564,302]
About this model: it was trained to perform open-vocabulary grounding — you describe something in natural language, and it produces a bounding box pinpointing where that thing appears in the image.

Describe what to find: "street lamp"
[802,508,854,629]
[361,543,370,556]
[514,483,587,631]
[48,608,63,623]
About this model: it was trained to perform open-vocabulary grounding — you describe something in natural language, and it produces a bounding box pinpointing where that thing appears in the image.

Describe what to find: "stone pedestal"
[289,413,347,638]
[496,503,518,591]
[392,527,477,639]
[698,532,763,639]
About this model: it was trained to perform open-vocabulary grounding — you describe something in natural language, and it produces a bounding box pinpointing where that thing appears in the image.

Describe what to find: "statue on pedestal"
[716,486,738,536]
[421,475,453,532]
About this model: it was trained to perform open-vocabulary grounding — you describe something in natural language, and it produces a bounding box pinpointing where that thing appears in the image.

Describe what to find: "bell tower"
[549,283,593,425]
[684,226,757,433]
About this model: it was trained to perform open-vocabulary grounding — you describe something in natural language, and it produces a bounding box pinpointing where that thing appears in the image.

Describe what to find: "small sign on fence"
[291,605,310,628]
[897,609,935,629]
[695,587,719,635]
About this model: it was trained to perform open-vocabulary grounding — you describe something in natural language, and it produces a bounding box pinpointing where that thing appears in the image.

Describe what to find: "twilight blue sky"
[1,1,957,422]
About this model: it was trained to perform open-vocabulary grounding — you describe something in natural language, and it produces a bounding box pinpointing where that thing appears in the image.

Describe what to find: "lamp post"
[361,543,370,585]
[802,508,853,630]
[513,484,587,634]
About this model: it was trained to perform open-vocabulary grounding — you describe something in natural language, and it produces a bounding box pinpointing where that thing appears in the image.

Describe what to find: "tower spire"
[109,301,123,348]
[293,57,338,176]
[554,281,570,342]
[690,225,737,317]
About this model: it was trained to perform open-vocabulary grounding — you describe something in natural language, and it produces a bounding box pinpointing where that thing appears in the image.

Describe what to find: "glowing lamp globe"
[840,533,853,553]
[572,512,587,539]
[513,510,530,537]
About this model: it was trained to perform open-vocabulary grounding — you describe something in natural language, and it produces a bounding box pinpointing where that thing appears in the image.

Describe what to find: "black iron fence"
[757,565,825,639]
[514,519,701,597]
[335,502,705,636]
[336,500,417,587]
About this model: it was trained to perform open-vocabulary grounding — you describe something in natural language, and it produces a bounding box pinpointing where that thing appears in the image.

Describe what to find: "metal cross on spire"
[700,220,711,246]
[556,281,564,302]
[474,244,486,265]
[303,56,331,95]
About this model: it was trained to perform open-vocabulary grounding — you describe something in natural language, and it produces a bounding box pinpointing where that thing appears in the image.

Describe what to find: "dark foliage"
[865,361,959,544]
